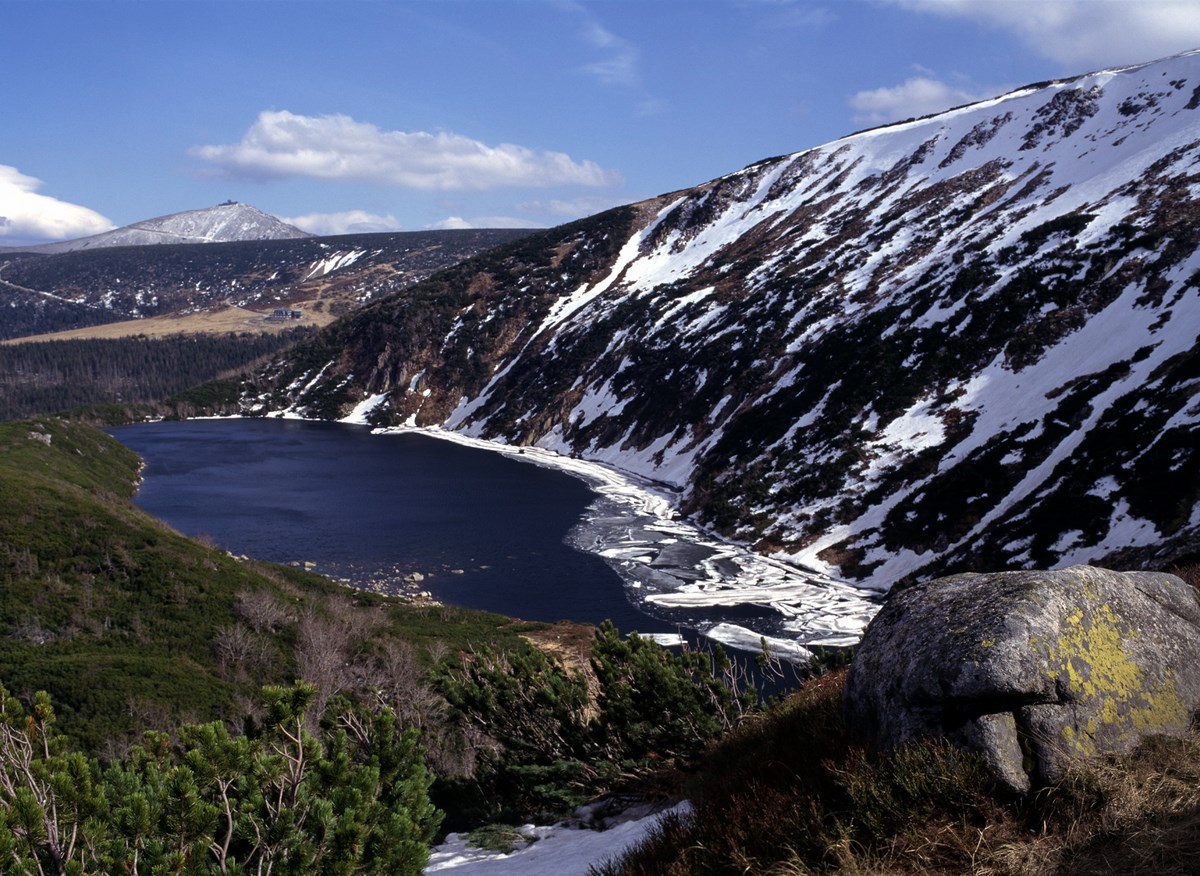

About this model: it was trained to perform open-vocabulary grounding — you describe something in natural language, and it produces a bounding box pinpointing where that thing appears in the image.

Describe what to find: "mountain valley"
[228,50,1200,604]
[0,213,531,340]
[3,52,1199,650]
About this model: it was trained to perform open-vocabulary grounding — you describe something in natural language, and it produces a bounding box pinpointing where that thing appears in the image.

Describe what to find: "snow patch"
[305,249,367,280]
[425,802,691,875]
[340,393,389,425]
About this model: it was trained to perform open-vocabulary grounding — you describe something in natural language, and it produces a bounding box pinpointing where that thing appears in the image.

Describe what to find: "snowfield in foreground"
[425,802,690,875]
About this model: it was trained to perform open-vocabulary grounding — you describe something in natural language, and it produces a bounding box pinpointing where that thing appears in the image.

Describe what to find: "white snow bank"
[339,392,389,425]
[425,802,690,874]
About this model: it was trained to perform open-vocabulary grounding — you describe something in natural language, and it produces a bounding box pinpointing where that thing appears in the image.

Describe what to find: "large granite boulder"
[843,565,1200,794]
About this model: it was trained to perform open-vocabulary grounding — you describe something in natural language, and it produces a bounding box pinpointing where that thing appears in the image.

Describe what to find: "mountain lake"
[109,417,677,637]
[111,417,880,659]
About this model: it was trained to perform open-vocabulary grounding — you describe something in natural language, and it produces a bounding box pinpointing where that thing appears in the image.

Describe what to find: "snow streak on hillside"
[253,50,1200,651]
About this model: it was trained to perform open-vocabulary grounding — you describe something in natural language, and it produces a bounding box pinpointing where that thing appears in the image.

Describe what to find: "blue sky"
[4,0,1200,244]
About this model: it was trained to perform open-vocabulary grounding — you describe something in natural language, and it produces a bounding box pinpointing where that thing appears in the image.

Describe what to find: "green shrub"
[591,621,753,766]
[0,681,442,875]
[432,622,759,829]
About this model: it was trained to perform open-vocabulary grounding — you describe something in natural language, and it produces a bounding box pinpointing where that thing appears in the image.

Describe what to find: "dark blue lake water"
[109,418,673,636]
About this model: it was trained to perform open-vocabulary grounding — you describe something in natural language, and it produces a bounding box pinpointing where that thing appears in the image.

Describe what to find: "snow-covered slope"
[250,50,1200,597]
[24,202,311,253]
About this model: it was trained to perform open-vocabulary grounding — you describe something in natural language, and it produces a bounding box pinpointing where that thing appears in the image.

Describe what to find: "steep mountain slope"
[0,228,532,339]
[244,50,1200,594]
[5,202,310,253]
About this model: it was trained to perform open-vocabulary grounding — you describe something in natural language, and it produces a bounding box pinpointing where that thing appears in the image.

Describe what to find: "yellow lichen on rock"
[1039,599,1187,756]
[844,566,1200,795]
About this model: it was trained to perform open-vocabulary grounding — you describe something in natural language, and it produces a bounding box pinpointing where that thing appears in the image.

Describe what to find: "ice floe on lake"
[375,425,881,660]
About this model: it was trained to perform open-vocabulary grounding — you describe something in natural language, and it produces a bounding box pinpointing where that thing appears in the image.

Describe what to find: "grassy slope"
[0,416,541,753]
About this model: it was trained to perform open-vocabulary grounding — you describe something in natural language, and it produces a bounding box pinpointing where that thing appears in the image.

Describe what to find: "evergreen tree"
[0,682,441,875]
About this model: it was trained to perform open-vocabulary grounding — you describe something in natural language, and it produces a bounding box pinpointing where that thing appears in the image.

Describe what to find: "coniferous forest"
[0,333,308,421]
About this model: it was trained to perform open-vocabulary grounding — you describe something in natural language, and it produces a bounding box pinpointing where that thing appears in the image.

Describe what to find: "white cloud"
[283,210,403,236]
[557,0,641,88]
[849,76,993,125]
[518,195,629,220]
[740,0,835,30]
[426,215,538,231]
[555,2,667,118]
[191,111,623,191]
[635,97,669,117]
[0,165,114,243]
[581,18,639,86]
[888,0,1200,68]
[427,216,473,231]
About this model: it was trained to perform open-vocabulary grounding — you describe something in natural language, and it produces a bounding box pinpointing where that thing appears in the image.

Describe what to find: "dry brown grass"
[595,671,1200,876]
[1,302,337,345]
[521,620,603,720]
[1036,733,1200,875]
[1168,562,1200,591]
[520,620,597,667]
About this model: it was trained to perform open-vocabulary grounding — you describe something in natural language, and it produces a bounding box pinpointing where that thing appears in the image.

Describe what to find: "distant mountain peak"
[21,203,313,254]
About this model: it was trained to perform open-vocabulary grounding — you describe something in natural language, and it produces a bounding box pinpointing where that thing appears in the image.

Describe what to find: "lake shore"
[370,422,882,660]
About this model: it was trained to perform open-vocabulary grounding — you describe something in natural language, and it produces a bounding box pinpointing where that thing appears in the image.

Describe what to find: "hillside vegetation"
[0,417,780,871]
[0,417,550,752]
[0,228,531,340]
